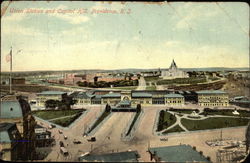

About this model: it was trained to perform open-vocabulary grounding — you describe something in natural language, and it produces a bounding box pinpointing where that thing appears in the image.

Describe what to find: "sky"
[1,1,249,72]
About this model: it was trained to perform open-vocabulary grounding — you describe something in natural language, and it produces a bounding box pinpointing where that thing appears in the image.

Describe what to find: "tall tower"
[169,59,178,70]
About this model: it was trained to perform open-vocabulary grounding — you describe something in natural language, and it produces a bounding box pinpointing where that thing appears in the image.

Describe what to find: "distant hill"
[1,67,249,76]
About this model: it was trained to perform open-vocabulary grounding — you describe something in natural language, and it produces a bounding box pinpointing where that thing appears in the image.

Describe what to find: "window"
[10,108,13,111]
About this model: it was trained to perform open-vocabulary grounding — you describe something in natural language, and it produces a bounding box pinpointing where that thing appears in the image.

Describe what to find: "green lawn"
[144,76,160,82]
[157,77,207,85]
[88,111,111,133]
[111,86,138,90]
[200,110,250,117]
[157,111,177,131]
[162,125,185,134]
[169,109,198,115]
[32,109,85,120]
[181,117,249,131]
[146,85,156,90]
[50,114,82,127]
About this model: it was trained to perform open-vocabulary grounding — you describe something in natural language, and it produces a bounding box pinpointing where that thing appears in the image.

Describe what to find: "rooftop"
[102,93,121,98]
[37,91,66,95]
[118,100,131,105]
[132,92,152,98]
[196,90,227,94]
[165,93,184,98]
[78,151,139,162]
[149,145,210,162]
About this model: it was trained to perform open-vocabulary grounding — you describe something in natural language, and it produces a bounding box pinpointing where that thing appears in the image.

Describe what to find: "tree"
[45,99,59,109]
[59,94,76,110]
[105,104,111,112]
[136,104,141,113]
[170,114,174,121]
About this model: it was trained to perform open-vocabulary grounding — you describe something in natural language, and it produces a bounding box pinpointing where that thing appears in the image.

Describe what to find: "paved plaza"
[34,104,248,162]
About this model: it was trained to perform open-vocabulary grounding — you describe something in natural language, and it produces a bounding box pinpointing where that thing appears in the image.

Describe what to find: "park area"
[181,117,250,131]
[32,109,86,127]
[157,108,250,135]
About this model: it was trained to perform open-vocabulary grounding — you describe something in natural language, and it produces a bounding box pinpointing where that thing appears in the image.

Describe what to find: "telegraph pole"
[9,46,13,94]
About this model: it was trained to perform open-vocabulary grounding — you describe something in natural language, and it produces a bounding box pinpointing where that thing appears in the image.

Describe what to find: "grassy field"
[88,111,111,133]
[200,109,250,117]
[1,84,67,93]
[146,85,157,90]
[157,111,177,131]
[156,77,207,85]
[32,109,85,120]
[111,86,138,90]
[50,114,82,127]
[162,125,185,134]
[144,76,160,82]
[181,117,250,131]
[169,108,198,115]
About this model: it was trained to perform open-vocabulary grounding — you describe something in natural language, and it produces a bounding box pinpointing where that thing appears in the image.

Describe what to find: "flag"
[6,49,12,62]
[17,49,22,54]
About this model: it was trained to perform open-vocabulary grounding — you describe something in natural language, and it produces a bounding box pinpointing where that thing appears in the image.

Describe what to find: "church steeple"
[170,59,177,70]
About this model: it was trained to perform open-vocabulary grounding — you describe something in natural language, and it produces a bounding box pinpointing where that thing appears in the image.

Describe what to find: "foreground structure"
[148,145,211,162]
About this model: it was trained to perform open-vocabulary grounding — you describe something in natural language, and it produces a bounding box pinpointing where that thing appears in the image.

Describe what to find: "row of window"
[200,102,228,106]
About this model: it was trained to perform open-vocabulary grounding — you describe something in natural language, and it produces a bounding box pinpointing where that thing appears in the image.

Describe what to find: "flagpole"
[10,46,12,94]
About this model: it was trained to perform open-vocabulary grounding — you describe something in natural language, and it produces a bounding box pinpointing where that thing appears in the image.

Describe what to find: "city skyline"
[1,1,249,72]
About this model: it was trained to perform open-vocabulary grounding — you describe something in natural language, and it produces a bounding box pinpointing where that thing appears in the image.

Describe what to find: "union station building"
[71,90,187,107]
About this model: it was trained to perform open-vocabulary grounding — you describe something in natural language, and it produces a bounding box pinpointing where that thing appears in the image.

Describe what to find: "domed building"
[0,95,36,161]
[160,59,189,79]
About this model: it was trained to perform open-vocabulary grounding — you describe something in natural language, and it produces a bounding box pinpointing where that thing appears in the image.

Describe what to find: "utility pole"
[220,129,223,141]
[9,46,13,94]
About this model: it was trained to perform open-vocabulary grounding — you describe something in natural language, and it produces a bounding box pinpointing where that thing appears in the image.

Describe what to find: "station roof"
[196,90,227,94]
[75,92,94,99]
[132,92,152,98]
[165,93,184,98]
[78,151,139,162]
[92,95,103,99]
[102,93,121,98]
[37,91,66,95]
[149,145,210,162]
[118,100,131,105]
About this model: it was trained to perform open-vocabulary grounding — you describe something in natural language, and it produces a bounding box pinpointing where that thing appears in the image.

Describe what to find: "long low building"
[35,89,229,108]
[197,90,229,107]
[36,91,67,107]
[70,90,185,107]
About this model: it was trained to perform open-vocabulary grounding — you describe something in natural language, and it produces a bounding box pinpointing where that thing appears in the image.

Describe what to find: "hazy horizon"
[1,1,249,71]
[1,66,249,73]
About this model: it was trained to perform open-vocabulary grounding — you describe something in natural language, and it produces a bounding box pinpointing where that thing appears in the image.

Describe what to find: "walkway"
[159,110,250,134]
[136,77,146,90]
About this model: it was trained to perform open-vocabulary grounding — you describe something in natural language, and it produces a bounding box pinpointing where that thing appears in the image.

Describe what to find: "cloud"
[165,40,183,47]
[53,13,89,24]
[172,3,220,29]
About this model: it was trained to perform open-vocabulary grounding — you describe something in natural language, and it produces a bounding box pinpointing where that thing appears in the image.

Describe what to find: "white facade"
[161,60,189,79]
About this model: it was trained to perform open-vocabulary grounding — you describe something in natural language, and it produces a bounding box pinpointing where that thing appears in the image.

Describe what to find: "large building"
[0,123,22,161]
[36,91,67,107]
[70,90,185,107]
[0,95,36,160]
[197,90,229,107]
[160,60,189,79]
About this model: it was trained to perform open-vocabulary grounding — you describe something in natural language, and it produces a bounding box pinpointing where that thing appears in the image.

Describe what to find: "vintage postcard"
[1,1,249,162]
